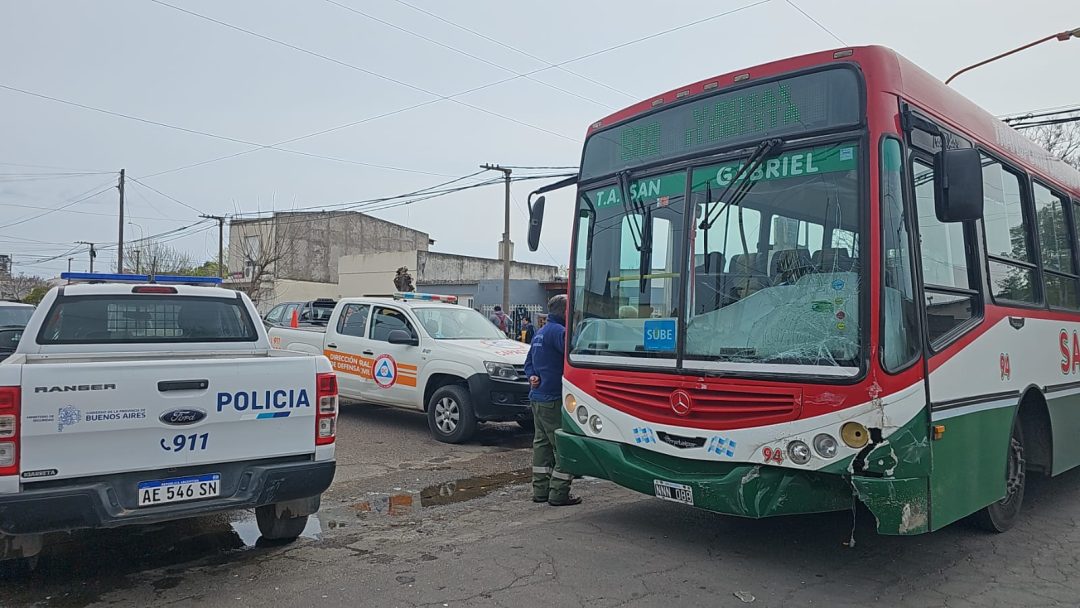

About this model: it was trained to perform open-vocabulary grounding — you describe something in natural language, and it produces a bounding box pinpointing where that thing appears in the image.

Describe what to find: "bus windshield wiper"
[618,170,643,252]
[638,205,653,293]
[617,171,656,293]
[700,138,784,231]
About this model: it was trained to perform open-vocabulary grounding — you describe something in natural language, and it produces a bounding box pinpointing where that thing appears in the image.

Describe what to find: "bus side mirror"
[527,195,546,252]
[934,148,984,222]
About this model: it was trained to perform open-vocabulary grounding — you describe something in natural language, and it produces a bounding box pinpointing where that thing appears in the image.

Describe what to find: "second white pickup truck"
[269,293,533,443]
[0,274,337,564]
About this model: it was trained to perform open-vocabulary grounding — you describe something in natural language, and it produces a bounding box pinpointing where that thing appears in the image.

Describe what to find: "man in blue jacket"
[524,294,580,506]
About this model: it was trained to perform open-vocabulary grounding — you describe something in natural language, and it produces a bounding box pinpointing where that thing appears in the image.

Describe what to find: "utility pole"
[481,164,513,316]
[76,241,96,273]
[116,169,125,273]
[200,214,227,278]
[67,258,73,273]
[133,250,141,274]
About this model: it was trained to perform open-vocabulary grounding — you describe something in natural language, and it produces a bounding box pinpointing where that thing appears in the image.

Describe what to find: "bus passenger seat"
[770,249,814,284]
[814,248,857,273]
[694,252,726,314]
[727,253,768,300]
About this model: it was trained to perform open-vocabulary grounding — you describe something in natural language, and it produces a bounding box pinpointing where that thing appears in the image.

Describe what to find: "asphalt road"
[4,401,1080,607]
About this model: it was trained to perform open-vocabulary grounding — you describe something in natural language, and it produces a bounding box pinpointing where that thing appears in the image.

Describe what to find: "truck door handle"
[327,343,338,349]
[362,350,375,356]
[158,380,209,392]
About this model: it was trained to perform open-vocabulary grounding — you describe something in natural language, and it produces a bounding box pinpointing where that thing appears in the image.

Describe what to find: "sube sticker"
[643,319,677,352]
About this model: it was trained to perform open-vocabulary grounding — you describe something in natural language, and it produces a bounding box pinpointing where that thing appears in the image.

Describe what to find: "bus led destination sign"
[581,68,861,179]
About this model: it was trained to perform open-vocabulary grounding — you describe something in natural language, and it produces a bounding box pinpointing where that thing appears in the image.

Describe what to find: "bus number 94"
[762,446,784,464]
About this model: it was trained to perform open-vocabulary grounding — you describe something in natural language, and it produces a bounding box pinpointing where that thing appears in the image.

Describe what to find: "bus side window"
[913,159,981,345]
[982,156,1038,304]
[881,138,919,371]
[1034,183,1079,309]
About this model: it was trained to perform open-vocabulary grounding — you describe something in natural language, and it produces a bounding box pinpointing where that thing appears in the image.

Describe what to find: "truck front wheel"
[428,385,478,444]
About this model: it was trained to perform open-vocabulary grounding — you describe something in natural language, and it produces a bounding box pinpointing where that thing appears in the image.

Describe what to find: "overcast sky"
[1,0,1077,278]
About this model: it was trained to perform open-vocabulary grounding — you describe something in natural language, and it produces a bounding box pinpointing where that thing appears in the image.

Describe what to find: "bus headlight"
[841,422,870,448]
[588,416,603,434]
[564,394,577,413]
[576,406,589,424]
[787,440,812,465]
[813,434,838,459]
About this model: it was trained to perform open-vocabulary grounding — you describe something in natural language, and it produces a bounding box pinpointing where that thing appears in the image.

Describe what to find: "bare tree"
[232,216,301,306]
[127,240,194,275]
[5,273,47,302]
[1024,121,1080,169]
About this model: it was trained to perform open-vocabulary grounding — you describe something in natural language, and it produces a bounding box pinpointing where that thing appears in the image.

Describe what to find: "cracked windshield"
[572,142,860,370]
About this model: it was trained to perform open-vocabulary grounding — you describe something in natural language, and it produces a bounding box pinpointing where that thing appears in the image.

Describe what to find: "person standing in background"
[489,305,510,337]
[524,294,580,507]
[520,316,536,344]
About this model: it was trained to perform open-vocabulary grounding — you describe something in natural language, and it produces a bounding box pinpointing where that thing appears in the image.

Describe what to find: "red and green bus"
[526,46,1080,534]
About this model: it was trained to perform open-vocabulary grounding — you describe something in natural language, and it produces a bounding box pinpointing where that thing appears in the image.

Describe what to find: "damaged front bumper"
[555,429,929,534]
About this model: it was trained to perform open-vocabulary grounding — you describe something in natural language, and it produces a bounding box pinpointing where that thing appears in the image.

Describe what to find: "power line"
[1001,106,1080,121]
[0,200,180,222]
[784,0,846,46]
[229,171,574,230]
[549,0,771,67]
[125,176,205,215]
[1012,116,1080,129]
[501,165,578,170]
[228,169,492,218]
[124,179,173,219]
[0,83,464,179]
[391,0,636,100]
[137,1,767,181]
[324,0,615,110]
[0,179,118,230]
[0,161,109,172]
[999,104,1080,121]
[149,0,579,143]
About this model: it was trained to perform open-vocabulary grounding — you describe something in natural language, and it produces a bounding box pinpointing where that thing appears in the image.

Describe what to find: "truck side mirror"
[388,329,419,347]
[527,195,546,252]
[934,148,984,222]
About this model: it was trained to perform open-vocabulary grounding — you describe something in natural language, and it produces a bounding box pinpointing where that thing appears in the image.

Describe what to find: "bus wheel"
[972,420,1026,532]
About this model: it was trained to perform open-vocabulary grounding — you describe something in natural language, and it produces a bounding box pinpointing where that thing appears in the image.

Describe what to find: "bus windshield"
[571,141,862,372]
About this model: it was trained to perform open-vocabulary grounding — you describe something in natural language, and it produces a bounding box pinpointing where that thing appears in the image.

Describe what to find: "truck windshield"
[38,295,258,344]
[0,306,33,327]
[571,141,862,372]
[413,307,506,340]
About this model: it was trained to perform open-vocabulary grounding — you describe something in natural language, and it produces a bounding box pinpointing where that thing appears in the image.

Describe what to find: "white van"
[270,293,532,443]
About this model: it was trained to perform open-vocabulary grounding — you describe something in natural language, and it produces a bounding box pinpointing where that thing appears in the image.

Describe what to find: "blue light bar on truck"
[61,272,223,285]
[394,292,457,304]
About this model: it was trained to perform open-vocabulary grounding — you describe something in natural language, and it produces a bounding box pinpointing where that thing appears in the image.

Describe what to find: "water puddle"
[0,510,323,606]
[419,468,530,507]
[228,512,323,547]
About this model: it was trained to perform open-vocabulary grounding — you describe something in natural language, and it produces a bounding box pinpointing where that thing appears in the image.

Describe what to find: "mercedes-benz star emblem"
[670,389,693,416]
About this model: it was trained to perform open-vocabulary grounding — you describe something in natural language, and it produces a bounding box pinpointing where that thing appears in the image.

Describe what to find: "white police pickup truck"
[0,273,338,564]
[269,293,532,444]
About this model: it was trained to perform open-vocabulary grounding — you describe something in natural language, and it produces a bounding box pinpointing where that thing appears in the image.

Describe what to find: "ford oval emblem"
[160,408,207,426]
